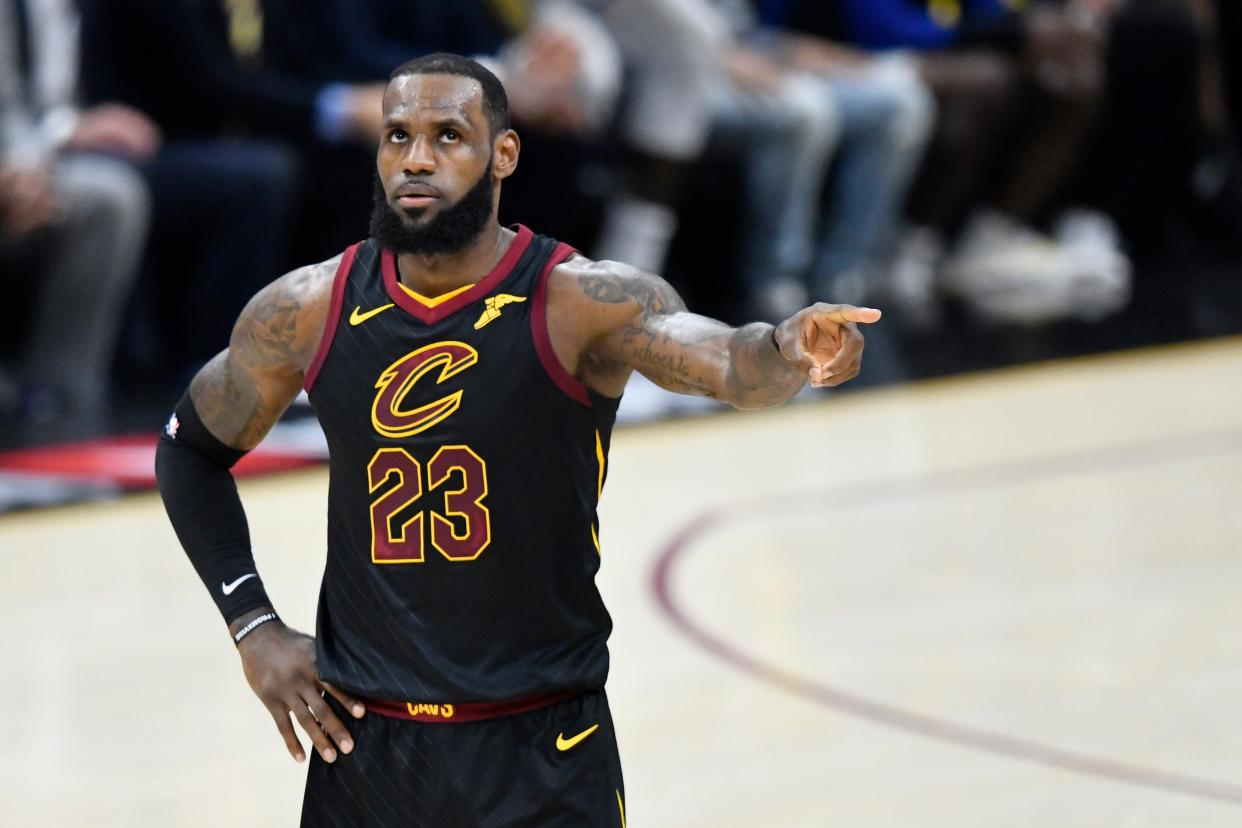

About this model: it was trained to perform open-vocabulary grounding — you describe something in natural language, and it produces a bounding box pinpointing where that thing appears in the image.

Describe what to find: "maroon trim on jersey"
[532,243,592,408]
[364,689,577,723]
[303,242,361,393]
[380,224,534,324]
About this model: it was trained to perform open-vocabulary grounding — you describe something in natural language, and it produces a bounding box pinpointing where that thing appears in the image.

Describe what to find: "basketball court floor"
[2,337,1240,827]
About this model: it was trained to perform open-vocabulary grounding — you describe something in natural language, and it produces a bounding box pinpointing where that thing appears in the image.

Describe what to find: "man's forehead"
[384,74,484,119]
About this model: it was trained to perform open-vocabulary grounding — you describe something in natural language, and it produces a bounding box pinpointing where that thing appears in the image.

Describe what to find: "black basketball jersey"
[304,225,619,703]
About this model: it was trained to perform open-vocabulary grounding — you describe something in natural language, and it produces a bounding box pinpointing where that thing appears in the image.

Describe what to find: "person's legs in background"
[129,140,297,383]
[808,56,935,308]
[933,9,1130,326]
[19,154,149,423]
[709,73,840,322]
[594,0,724,272]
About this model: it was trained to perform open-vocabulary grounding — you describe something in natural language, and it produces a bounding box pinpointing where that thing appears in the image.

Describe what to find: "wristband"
[233,612,278,646]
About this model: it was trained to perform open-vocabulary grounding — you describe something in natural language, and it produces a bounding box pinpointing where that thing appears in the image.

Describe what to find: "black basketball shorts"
[301,689,626,827]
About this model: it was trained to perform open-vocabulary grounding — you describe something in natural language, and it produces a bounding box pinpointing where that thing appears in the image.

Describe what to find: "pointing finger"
[811,304,882,325]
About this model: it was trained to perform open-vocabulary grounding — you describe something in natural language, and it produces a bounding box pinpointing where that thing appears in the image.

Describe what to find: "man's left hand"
[774,303,882,388]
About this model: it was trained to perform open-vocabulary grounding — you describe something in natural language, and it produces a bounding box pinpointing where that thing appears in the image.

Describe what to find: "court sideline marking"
[651,425,1242,806]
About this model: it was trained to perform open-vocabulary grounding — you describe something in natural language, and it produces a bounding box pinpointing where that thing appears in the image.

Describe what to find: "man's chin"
[394,204,432,223]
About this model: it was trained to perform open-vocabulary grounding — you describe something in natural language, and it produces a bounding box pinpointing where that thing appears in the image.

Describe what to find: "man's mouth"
[397,194,438,208]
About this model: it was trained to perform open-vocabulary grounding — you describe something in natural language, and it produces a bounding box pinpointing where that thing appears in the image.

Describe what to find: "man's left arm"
[550,258,881,409]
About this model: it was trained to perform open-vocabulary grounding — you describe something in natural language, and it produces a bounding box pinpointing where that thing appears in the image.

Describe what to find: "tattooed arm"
[158,253,366,769]
[547,257,881,409]
[190,255,339,448]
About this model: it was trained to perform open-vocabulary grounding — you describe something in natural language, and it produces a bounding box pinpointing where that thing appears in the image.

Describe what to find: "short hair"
[389,53,511,136]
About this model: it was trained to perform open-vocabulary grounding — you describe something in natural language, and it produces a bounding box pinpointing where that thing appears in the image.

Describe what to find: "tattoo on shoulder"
[235,290,301,368]
[578,265,686,315]
[237,257,337,370]
[188,257,337,448]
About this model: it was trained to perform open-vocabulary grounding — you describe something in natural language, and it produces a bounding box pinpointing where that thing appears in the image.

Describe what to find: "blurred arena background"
[1,0,1241,825]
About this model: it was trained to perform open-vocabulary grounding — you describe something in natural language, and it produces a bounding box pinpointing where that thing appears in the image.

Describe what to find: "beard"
[369,161,495,256]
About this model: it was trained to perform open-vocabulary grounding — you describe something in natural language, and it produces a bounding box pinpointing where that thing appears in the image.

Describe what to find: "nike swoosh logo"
[222,573,257,595]
[556,723,599,752]
[349,304,394,326]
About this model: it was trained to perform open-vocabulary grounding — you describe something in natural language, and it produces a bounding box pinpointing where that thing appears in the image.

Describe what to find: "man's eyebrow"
[382,110,473,130]
[429,113,472,130]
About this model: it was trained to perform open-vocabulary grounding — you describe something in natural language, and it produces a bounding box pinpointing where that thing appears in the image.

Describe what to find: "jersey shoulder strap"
[303,241,366,393]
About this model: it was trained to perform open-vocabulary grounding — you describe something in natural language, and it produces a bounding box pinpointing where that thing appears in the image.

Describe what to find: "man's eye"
[390,130,407,142]
[441,130,460,142]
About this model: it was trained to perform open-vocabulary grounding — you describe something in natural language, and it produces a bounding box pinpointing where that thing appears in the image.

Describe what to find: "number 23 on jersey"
[366,342,491,565]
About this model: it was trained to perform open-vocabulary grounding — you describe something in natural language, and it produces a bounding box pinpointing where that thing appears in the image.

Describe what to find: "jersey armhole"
[531,243,593,408]
[303,242,360,393]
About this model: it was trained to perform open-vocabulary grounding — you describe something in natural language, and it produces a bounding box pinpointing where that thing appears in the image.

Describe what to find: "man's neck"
[395,223,511,297]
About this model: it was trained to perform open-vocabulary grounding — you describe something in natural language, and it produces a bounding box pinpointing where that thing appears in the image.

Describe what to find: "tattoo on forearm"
[579,264,803,407]
[722,324,805,409]
[620,321,719,397]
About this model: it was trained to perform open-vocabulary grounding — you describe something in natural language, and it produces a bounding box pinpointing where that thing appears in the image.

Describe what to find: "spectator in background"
[77,0,392,378]
[808,0,1131,327]
[79,0,385,264]
[589,0,728,276]
[322,0,619,135]
[746,0,935,318]
[1,0,149,425]
[683,0,933,325]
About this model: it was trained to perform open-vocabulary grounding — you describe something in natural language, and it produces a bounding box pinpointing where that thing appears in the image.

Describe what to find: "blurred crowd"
[2,0,1240,433]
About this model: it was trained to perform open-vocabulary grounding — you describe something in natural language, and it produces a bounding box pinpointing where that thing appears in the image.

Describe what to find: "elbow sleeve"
[155,393,273,625]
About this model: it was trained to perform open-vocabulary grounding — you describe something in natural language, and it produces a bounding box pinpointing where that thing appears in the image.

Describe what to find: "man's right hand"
[232,610,366,763]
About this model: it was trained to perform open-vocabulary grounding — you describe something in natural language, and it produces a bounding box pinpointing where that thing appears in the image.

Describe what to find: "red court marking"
[0,436,317,488]
[651,426,1242,807]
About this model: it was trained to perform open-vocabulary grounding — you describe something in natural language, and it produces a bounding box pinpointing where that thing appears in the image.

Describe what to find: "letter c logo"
[371,342,479,438]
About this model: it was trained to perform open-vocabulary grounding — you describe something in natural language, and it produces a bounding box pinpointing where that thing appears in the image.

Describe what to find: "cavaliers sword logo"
[371,342,479,438]
[472,294,527,330]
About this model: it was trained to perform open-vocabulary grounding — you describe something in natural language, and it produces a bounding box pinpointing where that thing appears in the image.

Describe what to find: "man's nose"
[403,135,436,174]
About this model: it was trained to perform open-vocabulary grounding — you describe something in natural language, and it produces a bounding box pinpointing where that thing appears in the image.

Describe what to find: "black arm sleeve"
[155,392,274,626]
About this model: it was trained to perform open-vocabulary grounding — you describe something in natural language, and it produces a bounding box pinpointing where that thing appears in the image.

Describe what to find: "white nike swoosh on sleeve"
[222,573,257,595]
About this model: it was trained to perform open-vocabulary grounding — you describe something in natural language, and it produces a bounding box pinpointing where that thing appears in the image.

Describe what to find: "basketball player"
[156,53,880,826]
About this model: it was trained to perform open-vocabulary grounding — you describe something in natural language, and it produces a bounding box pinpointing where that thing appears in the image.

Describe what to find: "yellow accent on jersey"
[405,702,456,719]
[594,430,605,498]
[617,790,626,828]
[472,293,528,329]
[592,430,605,556]
[349,303,395,326]
[397,281,474,307]
[555,723,599,752]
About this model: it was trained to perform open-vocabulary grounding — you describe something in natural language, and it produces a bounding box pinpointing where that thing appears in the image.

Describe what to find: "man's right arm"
[158,257,336,622]
[156,255,364,765]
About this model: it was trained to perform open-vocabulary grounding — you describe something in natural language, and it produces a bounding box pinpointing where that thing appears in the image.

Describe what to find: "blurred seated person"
[80,0,387,267]
[741,0,936,322]
[0,0,149,426]
[789,0,1131,326]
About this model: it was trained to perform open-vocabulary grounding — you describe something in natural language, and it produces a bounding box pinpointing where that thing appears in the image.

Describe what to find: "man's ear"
[493,129,520,180]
